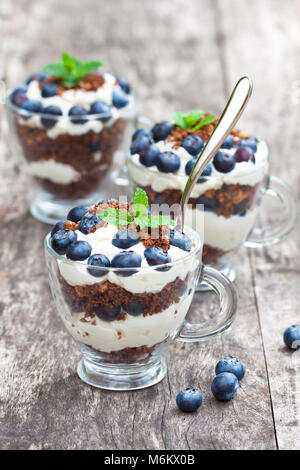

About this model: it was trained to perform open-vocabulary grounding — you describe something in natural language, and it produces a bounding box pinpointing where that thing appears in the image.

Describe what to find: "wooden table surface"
[0,0,299,450]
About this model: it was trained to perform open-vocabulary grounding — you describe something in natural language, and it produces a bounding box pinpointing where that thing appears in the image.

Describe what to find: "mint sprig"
[98,188,175,228]
[172,109,216,131]
[43,52,103,88]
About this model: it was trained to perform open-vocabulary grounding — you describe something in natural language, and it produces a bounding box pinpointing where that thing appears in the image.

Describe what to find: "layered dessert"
[7,52,135,200]
[127,110,269,267]
[45,189,201,364]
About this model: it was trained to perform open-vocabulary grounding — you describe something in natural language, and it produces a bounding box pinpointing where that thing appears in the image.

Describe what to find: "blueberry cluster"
[10,74,131,128]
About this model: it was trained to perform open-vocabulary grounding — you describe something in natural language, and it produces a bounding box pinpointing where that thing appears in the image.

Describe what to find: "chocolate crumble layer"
[85,342,166,365]
[202,244,228,266]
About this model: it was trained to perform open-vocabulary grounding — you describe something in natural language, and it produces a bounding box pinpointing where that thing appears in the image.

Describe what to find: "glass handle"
[177,266,238,342]
[245,176,297,248]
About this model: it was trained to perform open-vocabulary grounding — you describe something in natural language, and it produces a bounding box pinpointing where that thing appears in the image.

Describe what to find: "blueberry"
[215,356,246,380]
[50,220,66,237]
[132,129,153,142]
[234,201,247,216]
[196,195,218,212]
[221,135,234,149]
[26,72,49,84]
[112,89,129,109]
[66,241,92,261]
[11,86,27,107]
[122,300,144,316]
[78,213,99,234]
[90,141,100,153]
[139,144,160,167]
[41,105,62,128]
[144,246,171,271]
[283,325,300,350]
[112,230,139,249]
[156,151,180,173]
[185,159,212,182]
[116,77,131,94]
[67,205,89,223]
[176,388,203,412]
[213,151,236,173]
[111,251,142,276]
[151,121,174,142]
[235,146,255,163]
[41,83,60,98]
[130,135,152,155]
[94,305,121,322]
[169,230,192,252]
[182,135,204,156]
[51,229,77,255]
[68,106,89,125]
[211,372,239,401]
[87,254,111,277]
[89,101,112,121]
[237,138,258,152]
[197,163,213,182]
[21,99,43,113]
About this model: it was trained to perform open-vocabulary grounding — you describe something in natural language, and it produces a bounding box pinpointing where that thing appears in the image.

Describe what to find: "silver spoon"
[178,76,253,232]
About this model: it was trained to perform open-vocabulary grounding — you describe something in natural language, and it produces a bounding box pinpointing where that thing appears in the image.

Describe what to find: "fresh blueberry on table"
[87,254,111,277]
[169,230,192,252]
[79,213,99,234]
[151,121,175,142]
[181,134,204,156]
[215,356,246,380]
[69,106,89,125]
[132,129,153,142]
[156,151,180,173]
[111,251,142,276]
[41,83,60,98]
[94,305,121,322]
[112,229,139,249]
[176,388,203,412]
[51,229,77,255]
[196,195,218,211]
[122,300,144,316]
[112,89,129,108]
[41,105,63,128]
[50,220,66,237]
[90,101,112,121]
[116,77,131,94]
[237,137,258,152]
[26,72,49,84]
[66,240,92,261]
[139,144,160,167]
[211,372,239,401]
[221,135,234,149]
[144,246,171,271]
[213,151,236,173]
[283,325,300,350]
[67,205,90,223]
[235,146,255,163]
[130,135,152,155]
[21,99,43,113]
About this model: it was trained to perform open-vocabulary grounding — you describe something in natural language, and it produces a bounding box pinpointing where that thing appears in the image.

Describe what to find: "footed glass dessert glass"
[6,89,136,224]
[45,227,237,391]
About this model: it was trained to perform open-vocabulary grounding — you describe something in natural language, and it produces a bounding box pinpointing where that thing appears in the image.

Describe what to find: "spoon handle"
[179,76,253,232]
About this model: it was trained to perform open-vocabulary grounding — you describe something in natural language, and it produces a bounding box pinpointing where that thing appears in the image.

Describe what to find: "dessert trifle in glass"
[127,111,297,281]
[44,189,237,390]
[6,52,136,223]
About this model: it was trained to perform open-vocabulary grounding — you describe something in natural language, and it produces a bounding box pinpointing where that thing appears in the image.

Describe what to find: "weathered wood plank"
[215,0,300,449]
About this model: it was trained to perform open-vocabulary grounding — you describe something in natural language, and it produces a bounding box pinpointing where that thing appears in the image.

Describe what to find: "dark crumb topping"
[39,72,108,94]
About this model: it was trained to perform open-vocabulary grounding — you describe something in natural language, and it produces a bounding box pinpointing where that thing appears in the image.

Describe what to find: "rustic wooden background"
[0,0,299,450]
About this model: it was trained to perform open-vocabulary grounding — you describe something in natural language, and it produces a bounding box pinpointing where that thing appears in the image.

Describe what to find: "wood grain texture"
[0,0,298,450]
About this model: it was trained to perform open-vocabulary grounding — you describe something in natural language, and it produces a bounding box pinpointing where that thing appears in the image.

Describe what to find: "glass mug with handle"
[127,119,297,282]
[44,225,237,391]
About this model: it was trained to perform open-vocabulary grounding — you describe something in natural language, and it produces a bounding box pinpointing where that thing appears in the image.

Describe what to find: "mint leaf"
[172,111,187,130]
[76,61,103,80]
[99,208,134,226]
[135,215,174,229]
[62,52,77,72]
[192,114,216,130]
[132,188,148,217]
[43,63,69,77]
[172,109,214,131]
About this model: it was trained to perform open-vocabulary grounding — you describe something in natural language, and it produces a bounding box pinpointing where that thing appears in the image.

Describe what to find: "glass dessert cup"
[127,150,297,284]
[6,89,136,224]
[44,227,237,391]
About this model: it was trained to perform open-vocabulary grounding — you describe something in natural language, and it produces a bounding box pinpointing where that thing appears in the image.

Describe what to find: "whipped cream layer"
[61,294,192,353]
[25,159,81,184]
[17,73,135,138]
[57,224,201,294]
[128,140,269,197]
[185,206,258,251]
